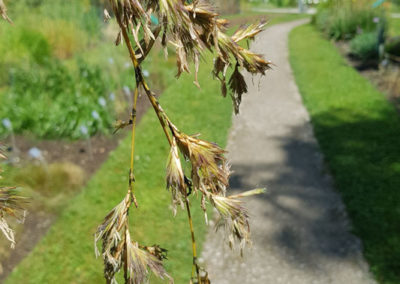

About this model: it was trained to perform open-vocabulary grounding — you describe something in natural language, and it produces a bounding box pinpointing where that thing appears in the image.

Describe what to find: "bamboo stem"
[130,87,139,171]
[124,225,129,282]
[119,25,173,146]
[185,198,200,283]
[129,87,139,207]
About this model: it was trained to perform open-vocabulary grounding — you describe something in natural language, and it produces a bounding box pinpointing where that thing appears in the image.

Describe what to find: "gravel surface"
[201,19,376,284]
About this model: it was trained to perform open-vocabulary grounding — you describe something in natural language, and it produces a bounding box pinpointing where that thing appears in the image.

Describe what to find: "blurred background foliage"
[312,0,400,61]
[313,0,387,40]
[0,0,175,140]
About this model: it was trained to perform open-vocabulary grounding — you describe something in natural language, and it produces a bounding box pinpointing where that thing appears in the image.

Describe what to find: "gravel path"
[201,19,376,284]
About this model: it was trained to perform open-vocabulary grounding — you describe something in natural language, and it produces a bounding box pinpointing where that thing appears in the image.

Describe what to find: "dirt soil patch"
[0,91,154,281]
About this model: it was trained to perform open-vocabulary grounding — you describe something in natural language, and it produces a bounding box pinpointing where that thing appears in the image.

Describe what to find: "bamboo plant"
[1,0,272,282]
[96,1,271,283]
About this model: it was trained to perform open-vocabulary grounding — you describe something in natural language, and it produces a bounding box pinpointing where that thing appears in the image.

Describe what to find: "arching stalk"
[115,15,202,282]
[96,1,270,282]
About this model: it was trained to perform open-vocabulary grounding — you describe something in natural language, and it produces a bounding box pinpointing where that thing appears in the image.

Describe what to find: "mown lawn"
[226,11,308,27]
[289,24,400,284]
[389,17,400,36]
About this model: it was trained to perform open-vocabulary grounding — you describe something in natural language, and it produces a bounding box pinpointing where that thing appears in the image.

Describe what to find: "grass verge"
[289,24,400,284]
[389,17,400,36]
[226,11,308,27]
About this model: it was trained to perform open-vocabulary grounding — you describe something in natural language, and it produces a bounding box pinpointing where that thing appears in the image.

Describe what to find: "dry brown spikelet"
[171,127,229,196]
[210,189,265,255]
[124,233,173,284]
[0,187,27,248]
[95,192,172,283]
[0,0,12,24]
[166,137,186,215]
[95,193,131,281]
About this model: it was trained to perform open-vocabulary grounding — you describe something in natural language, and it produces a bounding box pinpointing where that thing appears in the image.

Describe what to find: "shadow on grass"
[230,108,400,283]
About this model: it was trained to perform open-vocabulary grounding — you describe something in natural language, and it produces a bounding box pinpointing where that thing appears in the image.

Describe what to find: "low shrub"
[17,28,52,64]
[39,19,88,59]
[0,61,115,139]
[0,25,52,64]
[270,0,297,7]
[313,0,387,41]
[12,162,85,197]
[385,36,400,57]
[350,32,379,60]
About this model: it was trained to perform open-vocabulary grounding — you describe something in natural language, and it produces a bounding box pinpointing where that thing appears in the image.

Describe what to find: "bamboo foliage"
[94,191,172,283]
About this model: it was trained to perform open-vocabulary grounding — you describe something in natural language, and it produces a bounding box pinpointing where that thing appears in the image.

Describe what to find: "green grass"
[240,0,298,11]
[289,24,400,284]
[225,10,308,24]
[389,17,400,36]
[5,58,232,283]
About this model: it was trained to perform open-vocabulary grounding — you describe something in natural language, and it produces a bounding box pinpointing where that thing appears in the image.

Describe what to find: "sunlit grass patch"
[290,24,400,284]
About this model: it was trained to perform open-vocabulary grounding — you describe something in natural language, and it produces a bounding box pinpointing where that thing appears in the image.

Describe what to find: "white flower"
[2,118,12,130]
[91,110,100,120]
[98,97,107,107]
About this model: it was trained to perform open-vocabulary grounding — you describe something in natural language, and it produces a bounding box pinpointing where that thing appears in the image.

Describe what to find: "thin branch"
[185,197,201,284]
[119,24,173,146]
[129,86,139,208]
[116,17,202,283]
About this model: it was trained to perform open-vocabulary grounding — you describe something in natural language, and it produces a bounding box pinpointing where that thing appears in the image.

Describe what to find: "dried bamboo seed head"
[107,0,272,113]
[95,193,131,281]
[125,233,173,284]
[95,193,172,283]
[0,187,27,248]
[166,137,186,215]
[0,0,12,24]
[172,129,229,196]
